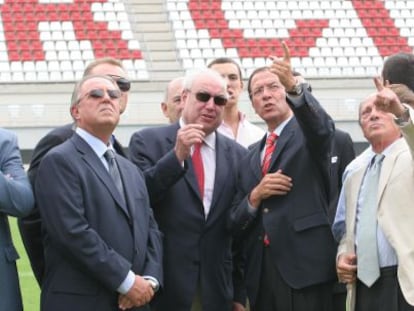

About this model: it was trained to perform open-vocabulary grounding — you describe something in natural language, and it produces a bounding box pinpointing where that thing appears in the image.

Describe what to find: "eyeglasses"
[108,74,131,92]
[190,91,227,106]
[77,88,121,103]
[250,82,283,98]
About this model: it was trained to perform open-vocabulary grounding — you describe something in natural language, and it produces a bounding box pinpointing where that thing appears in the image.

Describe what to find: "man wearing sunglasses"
[18,57,131,286]
[35,75,162,311]
[129,69,247,311]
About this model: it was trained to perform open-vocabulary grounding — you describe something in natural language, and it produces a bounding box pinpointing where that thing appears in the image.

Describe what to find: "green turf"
[9,217,40,311]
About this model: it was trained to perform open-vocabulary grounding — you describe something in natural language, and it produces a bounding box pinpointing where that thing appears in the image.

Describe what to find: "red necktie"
[192,143,204,199]
[262,133,278,176]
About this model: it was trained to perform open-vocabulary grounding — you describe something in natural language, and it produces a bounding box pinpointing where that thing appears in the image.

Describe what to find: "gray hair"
[83,57,125,77]
[183,68,228,94]
[70,75,119,111]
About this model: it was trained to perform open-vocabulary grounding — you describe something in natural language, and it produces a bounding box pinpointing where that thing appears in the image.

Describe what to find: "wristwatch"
[286,82,304,96]
[147,279,159,292]
[394,106,410,126]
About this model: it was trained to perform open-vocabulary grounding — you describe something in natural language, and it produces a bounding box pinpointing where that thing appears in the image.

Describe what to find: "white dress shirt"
[217,111,265,148]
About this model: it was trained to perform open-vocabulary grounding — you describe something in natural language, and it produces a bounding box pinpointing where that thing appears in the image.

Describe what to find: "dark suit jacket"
[230,91,338,307]
[328,129,355,224]
[18,123,126,284]
[35,133,162,311]
[129,123,247,311]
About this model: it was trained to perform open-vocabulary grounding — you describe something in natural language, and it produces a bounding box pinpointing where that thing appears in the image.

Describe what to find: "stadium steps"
[127,0,184,81]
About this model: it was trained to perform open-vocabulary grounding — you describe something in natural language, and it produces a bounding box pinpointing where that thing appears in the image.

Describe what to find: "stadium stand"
[1,0,414,158]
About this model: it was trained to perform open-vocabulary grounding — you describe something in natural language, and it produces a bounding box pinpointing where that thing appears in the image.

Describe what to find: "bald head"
[161,77,185,123]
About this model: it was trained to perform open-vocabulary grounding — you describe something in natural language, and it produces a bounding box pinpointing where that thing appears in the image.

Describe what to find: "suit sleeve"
[287,90,335,159]
[287,90,335,203]
[0,132,34,217]
[36,152,131,291]
[143,205,164,286]
[129,130,186,204]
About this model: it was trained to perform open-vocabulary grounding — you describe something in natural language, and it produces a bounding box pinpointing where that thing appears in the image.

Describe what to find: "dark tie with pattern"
[104,149,126,204]
[192,142,204,199]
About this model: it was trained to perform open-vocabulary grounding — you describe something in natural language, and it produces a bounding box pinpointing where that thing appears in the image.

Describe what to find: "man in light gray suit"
[336,78,414,311]
[0,128,34,311]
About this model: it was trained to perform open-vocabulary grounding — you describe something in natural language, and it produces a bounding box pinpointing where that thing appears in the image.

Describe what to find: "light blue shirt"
[332,147,373,241]
[333,141,399,267]
[76,127,109,169]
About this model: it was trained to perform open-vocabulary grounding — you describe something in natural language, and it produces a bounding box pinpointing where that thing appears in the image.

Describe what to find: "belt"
[379,266,397,277]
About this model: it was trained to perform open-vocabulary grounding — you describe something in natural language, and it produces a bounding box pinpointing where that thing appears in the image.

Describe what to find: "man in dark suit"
[230,42,337,311]
[18,57,130,285]
[292,71,356,223]
[290,71,356,311]
[35,75,162,311]
[129,69,247,311]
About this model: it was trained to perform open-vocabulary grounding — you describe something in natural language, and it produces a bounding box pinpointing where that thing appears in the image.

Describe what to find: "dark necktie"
[262,133,278,176]
[357,154,385,287]
[192,143,204,199]
[104,149,126,204]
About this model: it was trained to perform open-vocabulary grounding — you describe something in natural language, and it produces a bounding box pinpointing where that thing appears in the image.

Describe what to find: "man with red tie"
[129,69,247,311]
[230,42,337,311]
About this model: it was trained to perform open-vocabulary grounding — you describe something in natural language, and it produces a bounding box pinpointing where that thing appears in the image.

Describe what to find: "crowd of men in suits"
[3,45,414,311]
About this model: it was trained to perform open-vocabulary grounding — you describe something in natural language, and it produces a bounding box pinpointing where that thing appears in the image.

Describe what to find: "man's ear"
[71,105,80,120]
[161,102,169,118]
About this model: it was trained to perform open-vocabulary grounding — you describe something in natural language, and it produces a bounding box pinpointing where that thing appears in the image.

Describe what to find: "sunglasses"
[78,88,121,103]
[191,91,227,106]
[108,74,131,92]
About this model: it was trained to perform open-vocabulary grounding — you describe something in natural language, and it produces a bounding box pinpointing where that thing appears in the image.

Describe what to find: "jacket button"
[263,208,269,213]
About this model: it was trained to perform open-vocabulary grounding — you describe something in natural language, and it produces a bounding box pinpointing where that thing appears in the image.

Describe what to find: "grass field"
[9,217,40,311]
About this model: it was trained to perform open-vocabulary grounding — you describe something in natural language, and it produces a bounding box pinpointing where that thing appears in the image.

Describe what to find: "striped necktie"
[262,133,278,176]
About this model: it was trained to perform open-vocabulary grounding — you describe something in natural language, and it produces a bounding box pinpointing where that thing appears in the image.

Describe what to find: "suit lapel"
[209,135,230,214]
[115,156,134,220]
[249,139,264,182]
[378,138,406,203]
[185,160,203,201]
[72,134,131,220]
[267,119,295,174]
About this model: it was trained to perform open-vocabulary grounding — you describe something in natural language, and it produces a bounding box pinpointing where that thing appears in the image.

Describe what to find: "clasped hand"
[118,275,155,310]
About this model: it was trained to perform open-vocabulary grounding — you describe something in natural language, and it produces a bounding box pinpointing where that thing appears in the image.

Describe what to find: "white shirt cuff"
[117,270,135,294]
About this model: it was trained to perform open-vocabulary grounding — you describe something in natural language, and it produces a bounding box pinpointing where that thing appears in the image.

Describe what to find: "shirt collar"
[369,137,402,158]
[268,115,293,137]
[179,117,216,151]
[76,127,110,159]
[203,131,216,151]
